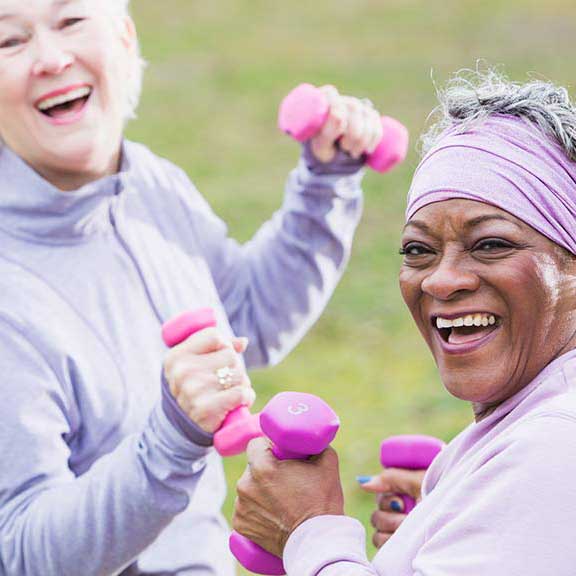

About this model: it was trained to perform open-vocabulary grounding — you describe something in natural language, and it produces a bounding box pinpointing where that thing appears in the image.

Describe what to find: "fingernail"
[390,500,403,512]
[234,337,249,350]
[356,475,372,485]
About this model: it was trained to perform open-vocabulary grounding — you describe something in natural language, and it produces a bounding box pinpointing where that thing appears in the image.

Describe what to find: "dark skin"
[233,199,576,557]
[399,199,576,421]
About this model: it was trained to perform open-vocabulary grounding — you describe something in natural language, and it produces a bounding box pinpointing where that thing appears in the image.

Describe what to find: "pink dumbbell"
[162,308,340,575]
[379,434,445,513]
[278,83,409,173]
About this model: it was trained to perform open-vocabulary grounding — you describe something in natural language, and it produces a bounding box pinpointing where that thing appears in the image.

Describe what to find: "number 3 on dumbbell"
[287,403,310,416]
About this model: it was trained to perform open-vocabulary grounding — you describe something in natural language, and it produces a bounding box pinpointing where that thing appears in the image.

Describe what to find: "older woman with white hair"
[233,69,576,575]
[0,1,386,575]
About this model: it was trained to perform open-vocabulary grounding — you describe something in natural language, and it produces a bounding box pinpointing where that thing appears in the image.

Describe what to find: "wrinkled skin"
[233,438,344,557]
[399,199,576,421]
[233,198,576,556]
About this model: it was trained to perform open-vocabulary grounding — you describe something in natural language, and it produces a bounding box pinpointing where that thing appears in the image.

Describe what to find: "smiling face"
[0,0,137,190]
[399,199,576,420]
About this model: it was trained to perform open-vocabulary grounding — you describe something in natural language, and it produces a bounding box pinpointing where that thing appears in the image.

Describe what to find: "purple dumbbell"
[278,83,409,173]
[162,309,340,575]
[380,434,445,513]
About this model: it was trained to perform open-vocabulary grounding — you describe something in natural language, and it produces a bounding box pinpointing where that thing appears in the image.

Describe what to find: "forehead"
[0,0,90,17]
[404,199,527,236]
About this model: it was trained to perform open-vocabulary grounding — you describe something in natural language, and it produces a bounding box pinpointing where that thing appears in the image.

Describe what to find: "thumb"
[358,468,425,499]
[232,337,249,354]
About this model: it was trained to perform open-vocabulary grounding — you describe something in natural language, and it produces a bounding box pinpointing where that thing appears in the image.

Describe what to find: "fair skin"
[232,199,576,557]
[0,0,136,190]
[0,0,385,426]
[0,0,381,192]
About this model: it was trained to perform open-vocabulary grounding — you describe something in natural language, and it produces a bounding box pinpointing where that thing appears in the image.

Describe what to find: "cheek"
[399,270,425,325]
[0,64,31,139]
[509,257,562,313]
[0,64,28,111]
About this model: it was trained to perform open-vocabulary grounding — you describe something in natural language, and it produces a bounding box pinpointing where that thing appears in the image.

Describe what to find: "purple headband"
[406,115,576,254]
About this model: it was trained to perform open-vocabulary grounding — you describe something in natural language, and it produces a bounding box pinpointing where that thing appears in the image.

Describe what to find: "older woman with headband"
[0,1,387,575]
[233,70,576,575]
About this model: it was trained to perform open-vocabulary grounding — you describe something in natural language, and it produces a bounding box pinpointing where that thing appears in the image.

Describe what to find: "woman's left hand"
[233,437,345,557]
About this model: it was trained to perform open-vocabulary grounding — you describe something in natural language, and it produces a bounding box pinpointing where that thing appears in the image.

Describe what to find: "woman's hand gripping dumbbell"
[162,308,340,575]
[279,83,409,172]
[359,435,445,548]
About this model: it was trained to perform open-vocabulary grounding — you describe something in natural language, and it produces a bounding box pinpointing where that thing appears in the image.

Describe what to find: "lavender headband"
[406,115,576,254]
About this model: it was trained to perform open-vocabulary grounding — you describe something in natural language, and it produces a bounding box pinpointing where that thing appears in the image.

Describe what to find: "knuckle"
[324,446,339,467]
[236,474,252,499]
[221,347,238,367]
[226,386,246,406]
[251,459,274,482]
[174,363,197,385]
[320,84,339,100]
[191,396,210,416]
[202,328,229,350]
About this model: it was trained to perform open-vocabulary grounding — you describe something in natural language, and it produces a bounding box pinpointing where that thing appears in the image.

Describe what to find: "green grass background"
[127,1,576,571]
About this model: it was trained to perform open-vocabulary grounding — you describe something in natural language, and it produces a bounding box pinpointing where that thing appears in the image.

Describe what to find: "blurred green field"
[128,1,576,571]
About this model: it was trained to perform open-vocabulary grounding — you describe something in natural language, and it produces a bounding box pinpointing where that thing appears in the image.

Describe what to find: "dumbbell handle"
[379,434,445,513]
[162,308,262,456]
[278,83,409,173]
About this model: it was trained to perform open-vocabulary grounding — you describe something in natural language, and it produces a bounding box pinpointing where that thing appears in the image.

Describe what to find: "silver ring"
[216,366,235,390]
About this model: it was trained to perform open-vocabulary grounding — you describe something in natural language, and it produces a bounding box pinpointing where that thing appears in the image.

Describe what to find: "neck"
[37,151,122,192]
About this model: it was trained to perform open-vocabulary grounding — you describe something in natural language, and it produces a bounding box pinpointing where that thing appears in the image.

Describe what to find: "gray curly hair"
[421,67,576,162]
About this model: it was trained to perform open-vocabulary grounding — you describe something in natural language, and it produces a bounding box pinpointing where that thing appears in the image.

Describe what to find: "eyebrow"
[403,214,523,233]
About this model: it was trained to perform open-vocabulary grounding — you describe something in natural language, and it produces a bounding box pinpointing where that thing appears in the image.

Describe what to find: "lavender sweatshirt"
[0,142,364,576]
[285,349,576,576]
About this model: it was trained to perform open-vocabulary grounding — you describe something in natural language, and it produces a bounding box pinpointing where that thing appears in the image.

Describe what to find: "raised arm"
[181,89,394,368]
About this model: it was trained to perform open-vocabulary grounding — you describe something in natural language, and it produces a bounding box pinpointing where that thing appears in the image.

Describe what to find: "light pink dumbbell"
[380,434,445,513]
[162,308,340,575]
[278,83,409,173]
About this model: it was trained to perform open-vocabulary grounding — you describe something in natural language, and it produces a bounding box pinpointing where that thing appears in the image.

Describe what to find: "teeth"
[37,86,91,111]
[435,313,498,329]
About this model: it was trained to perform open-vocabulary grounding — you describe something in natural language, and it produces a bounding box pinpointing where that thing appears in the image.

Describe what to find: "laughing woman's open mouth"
[35,84,93,124]
[433,312,502,353]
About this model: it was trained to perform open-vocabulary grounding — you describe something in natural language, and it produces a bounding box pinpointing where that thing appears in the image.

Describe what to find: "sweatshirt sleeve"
[408,414,576,576]
[0,318,210,576]
[283,414,576,576]
[283,516,379,576]
[181,147,365,368]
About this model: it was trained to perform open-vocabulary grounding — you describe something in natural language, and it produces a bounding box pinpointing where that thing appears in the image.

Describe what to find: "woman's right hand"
[359,468,426,548]
[163,327,255,434]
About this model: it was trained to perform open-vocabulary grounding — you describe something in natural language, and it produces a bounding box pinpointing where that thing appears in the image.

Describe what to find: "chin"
[438,363,504,404]
[41,136,118,175]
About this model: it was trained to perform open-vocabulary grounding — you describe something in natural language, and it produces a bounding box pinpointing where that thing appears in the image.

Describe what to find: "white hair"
[104,0,147,120]
[421,65,576,162]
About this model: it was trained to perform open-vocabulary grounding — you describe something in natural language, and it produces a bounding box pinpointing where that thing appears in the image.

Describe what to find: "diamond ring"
[215,366,235,390]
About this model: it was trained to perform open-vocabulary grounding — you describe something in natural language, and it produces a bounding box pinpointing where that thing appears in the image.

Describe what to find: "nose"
[31,31,74,77]
[420,255,480,301]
